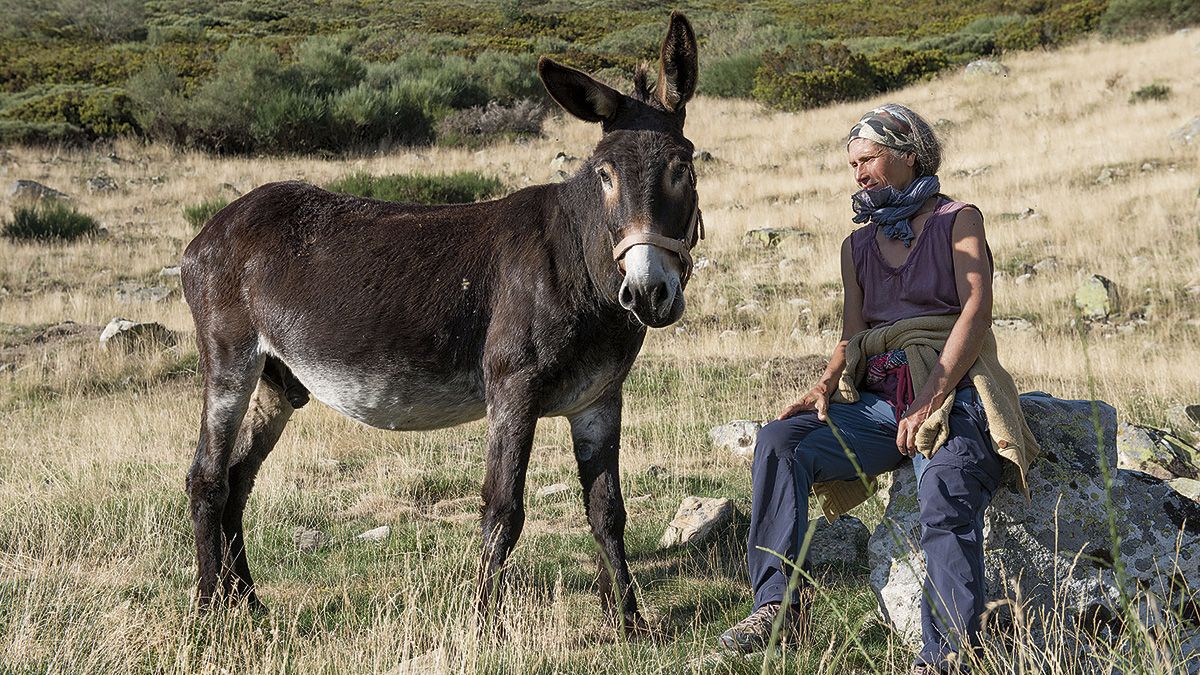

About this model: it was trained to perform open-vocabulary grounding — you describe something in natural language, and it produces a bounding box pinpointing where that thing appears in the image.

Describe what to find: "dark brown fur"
[180,12,700,634]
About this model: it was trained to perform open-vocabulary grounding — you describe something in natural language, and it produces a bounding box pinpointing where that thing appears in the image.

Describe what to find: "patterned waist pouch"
[865,349,908,386]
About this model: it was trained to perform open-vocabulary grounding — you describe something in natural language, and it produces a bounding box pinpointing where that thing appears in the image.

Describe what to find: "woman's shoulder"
[934,196,983,222]
[847,223,874,247]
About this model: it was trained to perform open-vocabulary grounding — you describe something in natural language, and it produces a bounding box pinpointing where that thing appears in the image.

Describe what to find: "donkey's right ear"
[538,58,623,124]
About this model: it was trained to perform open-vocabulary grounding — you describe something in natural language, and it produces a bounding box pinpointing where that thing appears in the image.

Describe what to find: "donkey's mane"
[631,64,655,104]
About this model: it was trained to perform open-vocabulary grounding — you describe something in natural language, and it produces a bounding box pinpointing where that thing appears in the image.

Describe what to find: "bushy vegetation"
[325,172,505,204]
[181,199,229,229]
[701,52,763,99]
[752,43,948,112]
[3,201,99,242]
[435,99,546,148]
[115,39,551,154]
[0,0,1196,148]
[0,84,137,144]
[1101,0,1200,36]
[1129,82,1172,103]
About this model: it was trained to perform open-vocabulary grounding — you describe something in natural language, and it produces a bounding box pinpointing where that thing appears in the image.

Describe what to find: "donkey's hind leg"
[187,335,264,609]
[219,362,301,610]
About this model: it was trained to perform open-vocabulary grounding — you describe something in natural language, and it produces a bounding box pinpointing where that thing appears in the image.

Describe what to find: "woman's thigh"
[792,393,907,483]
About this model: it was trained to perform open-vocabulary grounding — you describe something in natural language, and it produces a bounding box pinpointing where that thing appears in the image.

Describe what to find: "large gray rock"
[660,496,735,548]
[965,59,1008,77]
[1074,274,1120,319]
[98,317,178,351]
[1170,117,1200,145]
[870,394,1200,650]
[809,515,870,568]
[744,227,809,248]
[293,527,326,553]
[8,179,68,200]
[1116,422,1199,480]
[710,420,763,461]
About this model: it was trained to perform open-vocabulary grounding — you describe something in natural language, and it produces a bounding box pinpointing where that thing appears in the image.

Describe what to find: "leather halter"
[611,190,704,284]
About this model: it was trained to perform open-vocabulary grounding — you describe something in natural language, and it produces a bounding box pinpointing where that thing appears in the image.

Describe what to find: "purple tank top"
[850,198,993,329]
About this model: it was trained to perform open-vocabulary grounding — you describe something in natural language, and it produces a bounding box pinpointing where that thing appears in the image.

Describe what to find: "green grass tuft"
[181,198,229,228]
[2,201,99,242]
[1129,82,1171,103]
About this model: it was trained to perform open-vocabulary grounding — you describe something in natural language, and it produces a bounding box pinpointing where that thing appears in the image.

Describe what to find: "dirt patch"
[0,320,101,370]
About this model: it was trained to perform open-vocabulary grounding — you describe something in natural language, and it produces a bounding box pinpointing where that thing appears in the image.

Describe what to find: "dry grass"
[1,30,1199,674]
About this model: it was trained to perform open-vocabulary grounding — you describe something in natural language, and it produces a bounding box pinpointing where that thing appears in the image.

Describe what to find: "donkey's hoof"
[244,594,269,614]
[622,612,660,641]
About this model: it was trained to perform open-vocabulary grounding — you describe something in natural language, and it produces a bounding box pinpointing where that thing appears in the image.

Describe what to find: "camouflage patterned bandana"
[846,106,916,152]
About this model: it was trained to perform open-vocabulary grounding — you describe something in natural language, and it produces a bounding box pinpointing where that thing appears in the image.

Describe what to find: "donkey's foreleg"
[220,377,294,609]
[476,385,537,630]
[569,392,647,635]
[186,342,263,609]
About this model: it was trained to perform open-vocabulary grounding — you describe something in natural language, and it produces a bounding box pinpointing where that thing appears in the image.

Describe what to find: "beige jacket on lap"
[812,313,1040,520]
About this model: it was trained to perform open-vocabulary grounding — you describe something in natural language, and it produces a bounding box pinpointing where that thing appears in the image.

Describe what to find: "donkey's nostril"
[650,281,670,309]
[619,283,635,309]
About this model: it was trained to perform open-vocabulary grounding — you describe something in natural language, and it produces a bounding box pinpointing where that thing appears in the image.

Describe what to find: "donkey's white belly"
[270,350,486,430]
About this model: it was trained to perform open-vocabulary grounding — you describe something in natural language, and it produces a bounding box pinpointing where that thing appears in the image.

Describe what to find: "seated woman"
[719,104,1039,673]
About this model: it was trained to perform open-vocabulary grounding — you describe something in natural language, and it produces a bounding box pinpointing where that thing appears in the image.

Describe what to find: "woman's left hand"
[896,398,937,457]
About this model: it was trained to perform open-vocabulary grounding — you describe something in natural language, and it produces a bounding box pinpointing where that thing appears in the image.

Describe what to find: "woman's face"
[847,138,915,191]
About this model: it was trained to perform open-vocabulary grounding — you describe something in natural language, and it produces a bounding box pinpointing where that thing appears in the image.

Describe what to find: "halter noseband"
[610,190,704,284]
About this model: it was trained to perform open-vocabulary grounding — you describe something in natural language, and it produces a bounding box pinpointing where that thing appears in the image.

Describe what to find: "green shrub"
[997,0,1107,50]
[913,15,1024,55]
[471,51,546,104]
[287,38,366,97]
[183,43,285,153]
[701,52,762,99]
[868,47,949,90]
[4,0,145,42]
[252,89,332,152]
[0,84,137,140]
[752,43,877,111]
[125,63,187,144]
[1102,0,1200,36]
[1129,82,1171,103]
[330,83,436,149]
[3,202,99,241]
[0,119,86,145]
[182,199,229,229]
[326,172,505,205]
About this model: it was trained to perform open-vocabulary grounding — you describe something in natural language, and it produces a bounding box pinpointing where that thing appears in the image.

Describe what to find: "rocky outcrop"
[1074,275,1120,319]
[98,317,178,351]
[870,394,1200,650]
[809,515,870,568]
[1117,422,1199,480]
[709,420,763,461]
[660,496,735,548]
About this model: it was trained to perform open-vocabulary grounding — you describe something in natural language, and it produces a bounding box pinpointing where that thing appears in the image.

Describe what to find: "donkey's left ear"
[657,11,698,113]
[538,57,623,124]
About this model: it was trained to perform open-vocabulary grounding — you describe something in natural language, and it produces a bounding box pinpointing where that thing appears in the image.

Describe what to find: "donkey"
[180,12,700,634]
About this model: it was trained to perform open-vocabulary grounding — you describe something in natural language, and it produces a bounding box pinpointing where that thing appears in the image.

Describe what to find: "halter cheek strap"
[611,191,704,284]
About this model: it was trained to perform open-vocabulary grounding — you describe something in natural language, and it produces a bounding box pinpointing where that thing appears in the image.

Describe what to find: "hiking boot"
[717,599,810,654]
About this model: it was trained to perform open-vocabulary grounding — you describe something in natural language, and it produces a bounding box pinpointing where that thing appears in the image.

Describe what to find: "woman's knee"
[753,414,821,464]
[918,462,986,532]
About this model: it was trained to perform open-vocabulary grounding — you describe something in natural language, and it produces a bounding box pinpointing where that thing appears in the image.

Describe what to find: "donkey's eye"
[674,164,694,185]
[596,167,613,189]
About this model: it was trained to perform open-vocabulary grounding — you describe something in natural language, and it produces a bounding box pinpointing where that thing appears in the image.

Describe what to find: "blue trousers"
[747,388,1002,667]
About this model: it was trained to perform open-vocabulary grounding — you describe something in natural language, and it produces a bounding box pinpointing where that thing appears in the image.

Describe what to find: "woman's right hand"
[777,384,832,421]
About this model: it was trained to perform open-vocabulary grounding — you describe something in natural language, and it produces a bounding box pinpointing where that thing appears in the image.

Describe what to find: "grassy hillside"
[2,0,1196,151]
[1,26,1199,674]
